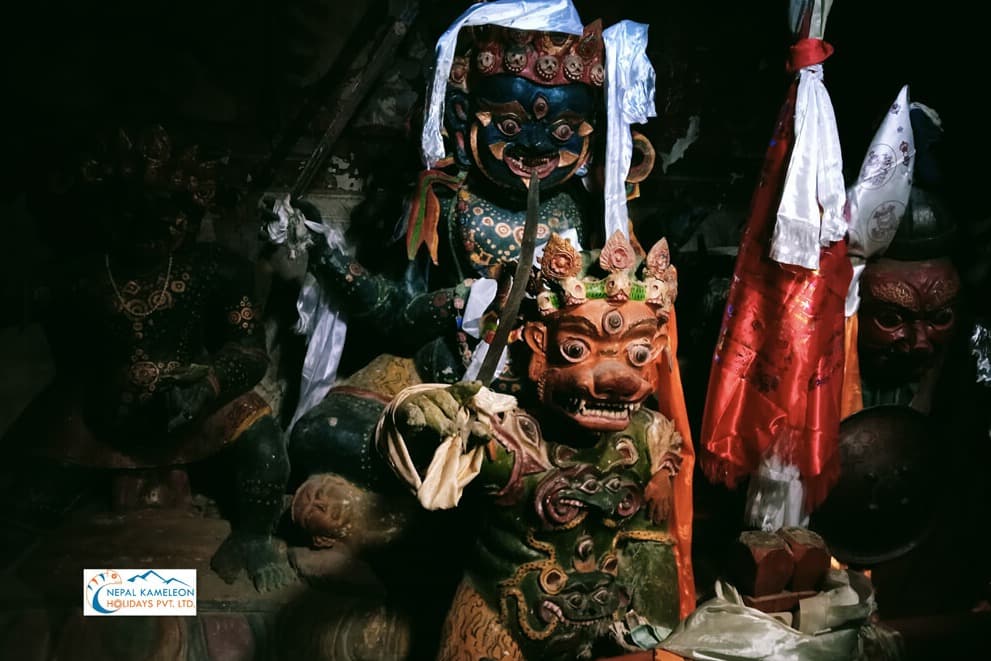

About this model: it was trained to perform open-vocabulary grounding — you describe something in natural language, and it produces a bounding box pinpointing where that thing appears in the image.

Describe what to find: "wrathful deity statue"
[375,232,693,660]
[857,188,960,407]
[285,10,657,548]
[302,19,610,383]
[1,126,294,591]
[855,106,960,410]
[812,104,964,569]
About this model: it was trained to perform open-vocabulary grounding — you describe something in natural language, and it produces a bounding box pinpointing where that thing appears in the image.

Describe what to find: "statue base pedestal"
[0,509,411,660]
[112,468,193,511]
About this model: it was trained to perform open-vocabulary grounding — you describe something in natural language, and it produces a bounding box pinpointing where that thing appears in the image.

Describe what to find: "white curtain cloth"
[602,20,656,240]
[376,384,518,509]
[264,195,352,431]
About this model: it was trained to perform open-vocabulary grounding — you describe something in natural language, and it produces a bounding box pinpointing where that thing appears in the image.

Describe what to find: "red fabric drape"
[698,79,852,511]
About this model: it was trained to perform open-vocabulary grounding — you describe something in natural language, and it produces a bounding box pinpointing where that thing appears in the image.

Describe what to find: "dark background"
[0,1,978,475]
[0,0,976,208]
[0,2,986,653]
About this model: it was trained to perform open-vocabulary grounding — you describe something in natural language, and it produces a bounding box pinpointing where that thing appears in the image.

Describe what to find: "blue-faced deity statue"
[445,22,605,195]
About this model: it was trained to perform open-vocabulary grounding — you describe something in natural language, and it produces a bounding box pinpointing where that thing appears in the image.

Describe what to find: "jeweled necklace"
[105,252,174,318]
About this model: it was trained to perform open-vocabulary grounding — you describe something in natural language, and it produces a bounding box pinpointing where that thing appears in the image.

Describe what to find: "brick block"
[729,530,795,597]
[778,527,830,592]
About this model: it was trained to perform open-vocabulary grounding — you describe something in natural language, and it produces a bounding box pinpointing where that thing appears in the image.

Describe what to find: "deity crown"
[449,20,605,91]
[535,231,678,319]
[80,125,220,210]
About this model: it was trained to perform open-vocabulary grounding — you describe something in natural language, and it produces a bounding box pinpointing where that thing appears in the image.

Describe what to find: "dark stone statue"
[1,126,294,591]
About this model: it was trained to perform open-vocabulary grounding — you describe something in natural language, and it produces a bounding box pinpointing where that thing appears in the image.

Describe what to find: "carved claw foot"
[211,531,298,592]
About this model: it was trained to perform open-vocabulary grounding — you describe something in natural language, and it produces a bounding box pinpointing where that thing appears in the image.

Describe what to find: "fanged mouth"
[538,598,604,625]
[561,396,641,421]
[505,152,560,180]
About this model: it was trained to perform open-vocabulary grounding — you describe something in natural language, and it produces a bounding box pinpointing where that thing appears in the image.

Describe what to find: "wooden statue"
[377,233,693,660]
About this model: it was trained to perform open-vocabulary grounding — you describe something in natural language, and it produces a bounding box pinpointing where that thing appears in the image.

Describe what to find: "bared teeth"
[570,398,640,418]
[506,154,552,172]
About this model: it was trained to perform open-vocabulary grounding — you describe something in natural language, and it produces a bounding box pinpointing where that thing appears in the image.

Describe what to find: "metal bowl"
[810,405,941,567]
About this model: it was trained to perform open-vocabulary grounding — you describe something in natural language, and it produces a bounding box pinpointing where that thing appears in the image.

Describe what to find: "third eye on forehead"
[556,316,657,338]
[478,98,586,126]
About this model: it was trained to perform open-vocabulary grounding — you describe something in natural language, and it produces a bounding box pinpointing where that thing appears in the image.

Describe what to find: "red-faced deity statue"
[858,186,960,388]
[859,256,959,384]
[524,298,667,432]
[523,232,677,433]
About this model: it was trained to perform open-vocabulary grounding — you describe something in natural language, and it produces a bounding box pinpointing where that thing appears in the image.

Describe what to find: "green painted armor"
[461,407,680,659]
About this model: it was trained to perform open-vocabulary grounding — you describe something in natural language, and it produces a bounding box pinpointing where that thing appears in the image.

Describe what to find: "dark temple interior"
[0,1,987,660]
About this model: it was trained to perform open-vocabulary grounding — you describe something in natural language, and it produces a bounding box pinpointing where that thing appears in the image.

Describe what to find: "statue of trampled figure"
[1,125,295,591]
[284,6,658,548]
[376,232,693,661]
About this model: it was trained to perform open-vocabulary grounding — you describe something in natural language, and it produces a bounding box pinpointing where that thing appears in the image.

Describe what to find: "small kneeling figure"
[377,233,692,660]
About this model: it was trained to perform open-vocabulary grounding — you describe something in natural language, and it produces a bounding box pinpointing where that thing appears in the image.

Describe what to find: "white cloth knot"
[770,59,846,270]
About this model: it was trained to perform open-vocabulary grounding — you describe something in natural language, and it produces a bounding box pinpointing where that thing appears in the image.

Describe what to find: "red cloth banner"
[699,79,852,511]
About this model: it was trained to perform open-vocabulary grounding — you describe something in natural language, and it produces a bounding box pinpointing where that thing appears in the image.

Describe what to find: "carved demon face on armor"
[859,257,960,383]
[524,299,667,432]
[449,75,596,193]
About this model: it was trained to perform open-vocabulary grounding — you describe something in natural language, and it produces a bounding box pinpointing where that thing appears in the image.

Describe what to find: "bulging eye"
[930,308,954,328]
[552,123,574,141]
[627,343,652,366]
[592,588,611,605]
[875,309,903,330]
[580,478,601,493]
[560,339,590,362]
[497,117,521,136]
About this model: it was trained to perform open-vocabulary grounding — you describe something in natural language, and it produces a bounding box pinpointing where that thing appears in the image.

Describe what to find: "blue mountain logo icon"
[125,570,193,588]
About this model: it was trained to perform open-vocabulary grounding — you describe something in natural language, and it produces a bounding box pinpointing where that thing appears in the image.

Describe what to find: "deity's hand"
[644,470,674,524]
[160,364,219,432]
[259,195,327,261]
[395,381,488,442]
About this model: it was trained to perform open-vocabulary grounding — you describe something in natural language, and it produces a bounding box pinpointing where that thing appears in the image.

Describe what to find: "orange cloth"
[654,307,697,620]
[840,314,864,419]
[654,650,686,661]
